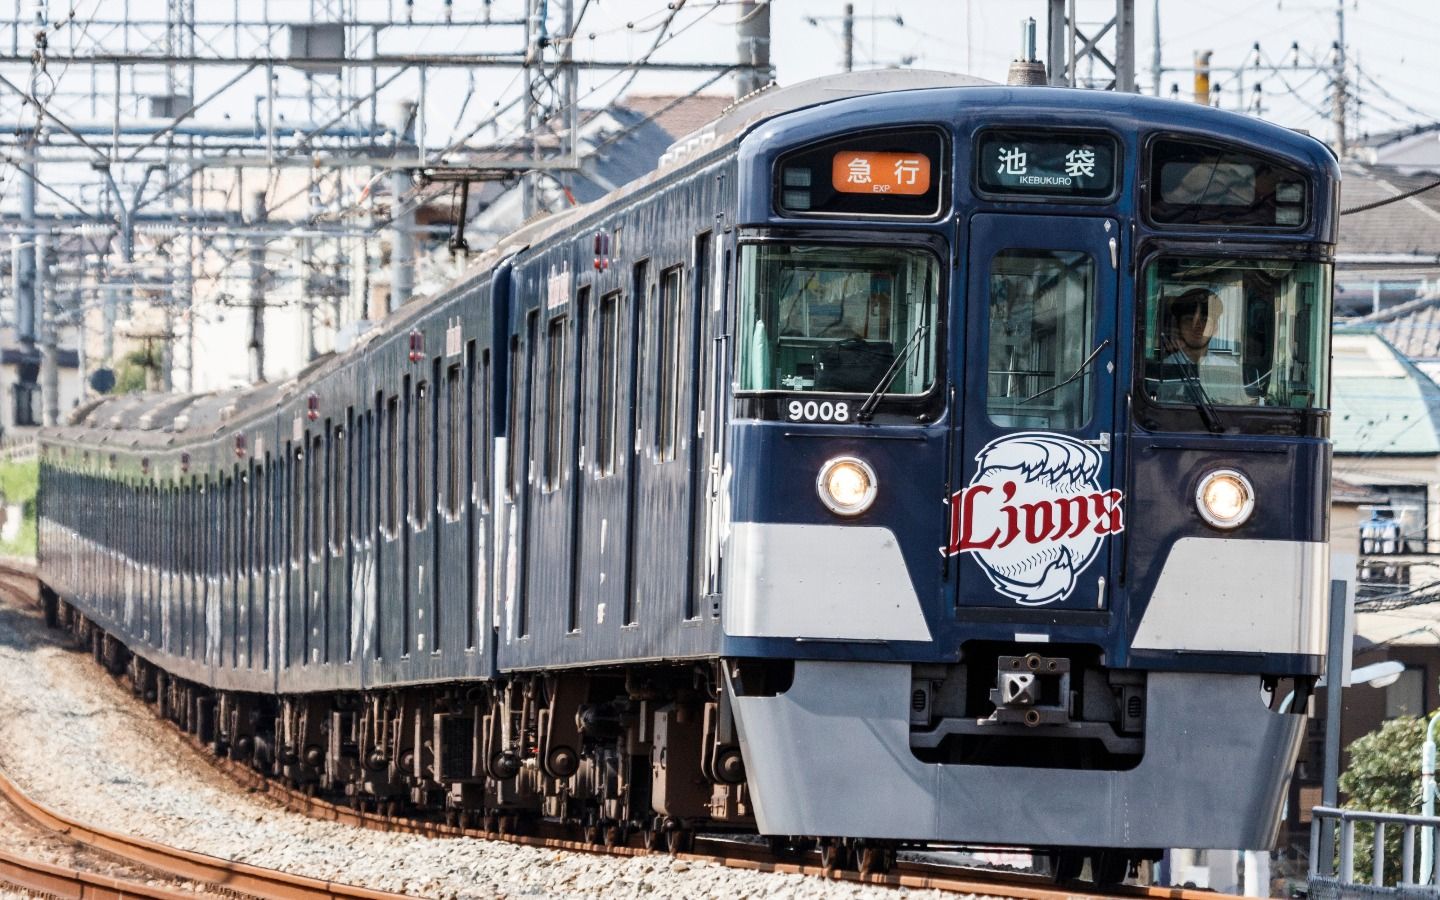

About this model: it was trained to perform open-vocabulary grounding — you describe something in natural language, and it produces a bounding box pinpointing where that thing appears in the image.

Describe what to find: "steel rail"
[0,561,1253,900]
[0,846,207,900]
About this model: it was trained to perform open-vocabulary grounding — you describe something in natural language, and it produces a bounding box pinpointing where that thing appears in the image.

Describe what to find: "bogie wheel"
[1093,851,1131,885]
[481,814,499,834]
[766,835,808,861]
[665,828,693,855]
[819,839,853,875]
[642,827,660,851]
[582,822,601,845]
[604,824,627,848]
[857,846,895,876]
[1051,849,1086,883]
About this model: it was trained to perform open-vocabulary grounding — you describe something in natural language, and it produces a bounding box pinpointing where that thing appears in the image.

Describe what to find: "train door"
[953,214,1121,612]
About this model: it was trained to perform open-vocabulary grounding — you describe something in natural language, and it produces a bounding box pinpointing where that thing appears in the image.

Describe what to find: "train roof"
[44,69,1337,454]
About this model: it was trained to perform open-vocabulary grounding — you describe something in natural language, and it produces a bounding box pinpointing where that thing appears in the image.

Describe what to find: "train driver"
[1155,287,1247,404]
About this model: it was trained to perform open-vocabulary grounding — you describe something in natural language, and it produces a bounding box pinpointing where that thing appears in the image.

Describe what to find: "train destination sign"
[830,151,931,195]
[976,130,1117,199]
[774,127,946,218]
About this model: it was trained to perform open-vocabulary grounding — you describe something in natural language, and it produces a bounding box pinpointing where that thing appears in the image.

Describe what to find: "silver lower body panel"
[727,660,1302,848]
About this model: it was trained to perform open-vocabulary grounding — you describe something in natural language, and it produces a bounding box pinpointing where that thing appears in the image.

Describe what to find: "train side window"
[330,423,346,555]
[596,291,622,477]
[543,314,568,491]
[446,362,463,517]
[413,379,430,529]
[984,249,1096,430]
[656,266,683,461]
[384,395,399,537]
[311,433,324,559]
[351,413,365,544]
[290,444,303,567]
[479,348,492,509]
[522,310,540,491]
[506,333,523,499]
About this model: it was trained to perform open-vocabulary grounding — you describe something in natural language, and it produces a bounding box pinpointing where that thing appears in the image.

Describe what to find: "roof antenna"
[1007,18,1047,86]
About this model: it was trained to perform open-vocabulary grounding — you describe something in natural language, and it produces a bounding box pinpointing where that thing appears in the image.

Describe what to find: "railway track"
[0,561,1252,900]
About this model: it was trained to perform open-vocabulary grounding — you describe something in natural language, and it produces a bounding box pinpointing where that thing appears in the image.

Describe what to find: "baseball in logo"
[945,432,1124,606]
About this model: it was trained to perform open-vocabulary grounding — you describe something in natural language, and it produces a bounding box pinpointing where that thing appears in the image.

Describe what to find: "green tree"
[1338,715,1425,885]
[112,347,159,394]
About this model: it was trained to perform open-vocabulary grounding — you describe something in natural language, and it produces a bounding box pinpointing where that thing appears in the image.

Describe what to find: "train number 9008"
[787,400,851,423]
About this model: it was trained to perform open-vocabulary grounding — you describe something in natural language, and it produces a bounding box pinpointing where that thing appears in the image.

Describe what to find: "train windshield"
[736,243,940,395]
[1140,256,1331,411]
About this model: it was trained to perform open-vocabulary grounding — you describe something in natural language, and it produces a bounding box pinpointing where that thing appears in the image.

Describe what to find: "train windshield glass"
[736,243,940,395]
[1140,256,1331,412]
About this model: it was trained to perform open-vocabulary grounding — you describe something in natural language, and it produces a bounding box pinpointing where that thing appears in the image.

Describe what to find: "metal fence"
[1310,806,1440,897]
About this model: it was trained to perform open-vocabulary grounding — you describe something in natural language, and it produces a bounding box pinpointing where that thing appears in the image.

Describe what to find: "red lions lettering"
[945,432,1124,606]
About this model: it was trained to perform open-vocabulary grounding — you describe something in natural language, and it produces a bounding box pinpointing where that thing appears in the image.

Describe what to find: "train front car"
[720,85,1337,865]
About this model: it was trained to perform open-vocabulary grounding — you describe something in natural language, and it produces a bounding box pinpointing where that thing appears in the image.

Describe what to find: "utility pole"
[842,3,854,73]
[247,190,267,384]
[388,99,417,312]
[1332,0,1347,159]
[1151,0,1161,97]
[735,0,772,99]
[15,142,36,351]
[37,234,58,426]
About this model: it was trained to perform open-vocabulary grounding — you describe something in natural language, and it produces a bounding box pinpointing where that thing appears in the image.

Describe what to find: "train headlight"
[817,456,877,516]
[1196,469,1254,529]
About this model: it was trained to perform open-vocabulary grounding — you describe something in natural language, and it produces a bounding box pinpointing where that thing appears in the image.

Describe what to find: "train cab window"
[1140,256,1331,419]
[1148,138,1309,228]
[985,250,1097,430]
[737,243,939,396]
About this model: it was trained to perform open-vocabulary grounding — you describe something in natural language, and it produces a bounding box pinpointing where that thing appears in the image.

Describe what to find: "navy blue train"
[36,71,1338,877]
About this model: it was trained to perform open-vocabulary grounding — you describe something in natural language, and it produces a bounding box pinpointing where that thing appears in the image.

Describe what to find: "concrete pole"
[1320,580,1348,876]
[734,0,772,99]
[1151,0,1161,97]
[247,189,267,384]
[389,100,416,312]
[842,3,854,72]
[1332,0,1346,158]
[15,146,35,349]
[37,234,58,425]
[389,168,415,311]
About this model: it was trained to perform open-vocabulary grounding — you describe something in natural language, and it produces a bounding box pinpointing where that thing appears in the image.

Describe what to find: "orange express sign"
[830,151,931,196]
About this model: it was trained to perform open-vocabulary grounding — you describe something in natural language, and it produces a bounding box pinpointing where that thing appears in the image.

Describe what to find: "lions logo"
[945,432,1124,606]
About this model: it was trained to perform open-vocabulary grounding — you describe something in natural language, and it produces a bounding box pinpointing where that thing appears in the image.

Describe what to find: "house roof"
[1337,164,1440,261]
[1331,329,1440,455]
[1333,477,1389,505]
[618,94,733,145]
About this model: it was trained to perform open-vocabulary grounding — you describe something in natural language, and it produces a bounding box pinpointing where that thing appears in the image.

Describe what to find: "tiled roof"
[1338,164,1440,259]
[618,94,734,143]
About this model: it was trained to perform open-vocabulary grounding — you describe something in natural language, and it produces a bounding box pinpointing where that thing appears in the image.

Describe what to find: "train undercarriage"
[43,587,1172,882]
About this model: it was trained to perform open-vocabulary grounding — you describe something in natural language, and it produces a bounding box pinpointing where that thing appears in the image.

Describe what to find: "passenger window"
[384,396,399,537]
[330,424,346,554]
[596,291,622,476]
[413,378,431,529]
[446,362,463,517]
[984,249,1096,430]
[657,267,683,460]
[544,315,568,491]
[310,434,323,558]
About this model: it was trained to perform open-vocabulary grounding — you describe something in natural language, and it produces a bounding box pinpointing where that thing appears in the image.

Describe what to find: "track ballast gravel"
[0,594,978,899]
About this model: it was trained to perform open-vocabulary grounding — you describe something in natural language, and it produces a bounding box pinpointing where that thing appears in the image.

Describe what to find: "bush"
[1338,715,1426,884]
[0,457,37,558]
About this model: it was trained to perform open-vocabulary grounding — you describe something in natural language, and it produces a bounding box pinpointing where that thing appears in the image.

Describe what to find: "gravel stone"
[0,597,978,899]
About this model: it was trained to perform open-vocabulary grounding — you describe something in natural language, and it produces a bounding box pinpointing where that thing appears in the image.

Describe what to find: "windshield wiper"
[855,323,929,422]
[1020,339,1110,405]
[1180,367,1226,433]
